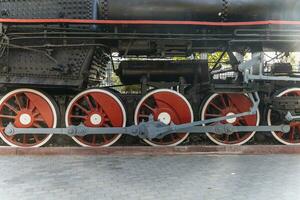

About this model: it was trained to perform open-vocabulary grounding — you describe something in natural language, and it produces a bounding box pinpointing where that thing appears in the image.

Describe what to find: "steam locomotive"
[1,0,300,147]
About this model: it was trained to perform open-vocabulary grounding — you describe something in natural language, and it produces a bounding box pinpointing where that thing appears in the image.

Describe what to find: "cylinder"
[98,0,300,21]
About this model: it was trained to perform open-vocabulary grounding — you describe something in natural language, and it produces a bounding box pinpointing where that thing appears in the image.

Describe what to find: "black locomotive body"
[1,0,300,147]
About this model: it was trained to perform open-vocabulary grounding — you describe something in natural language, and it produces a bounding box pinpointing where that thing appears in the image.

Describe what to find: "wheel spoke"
[84,95,94,110]
[276,131,285,137]
[33,134,40,142]
[220,94,227,107]
[289,127,295,142]
[74,103,89,114]
[209,102,223,112]
[22,134,27,144]
[92,135,96,144]
[101,117,109,123]
[142,103,155,112]
[30,105,37,113]
[35,117,45,122]
[296,126,300,139]
[25,97,29,109]
[0,114,16,119]
[102,135,109,142]
[70,115,88,120]
[235,133,241,140]
[95,102,100,111]
[33,111,41,118]
[227,96,234,107]
[170,134,177,141]
[33,122,42,128]
[4,103,18,113]
[14,94,22,110]
[97,105,104,114]
[138,114,150,118]
[238,119,246,126]
[225,134,230,142]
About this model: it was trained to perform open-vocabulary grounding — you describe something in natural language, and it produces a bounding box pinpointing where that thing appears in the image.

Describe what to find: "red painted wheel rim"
[135,89,193,146]
[66,89,125,147]
[202,93,259,145]
[0,89,56,147]
[268,89,300,145]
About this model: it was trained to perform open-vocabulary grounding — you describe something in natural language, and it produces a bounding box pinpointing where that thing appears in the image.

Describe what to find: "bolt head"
[5,128,14,135]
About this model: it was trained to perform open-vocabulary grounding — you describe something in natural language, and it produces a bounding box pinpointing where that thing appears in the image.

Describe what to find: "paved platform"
[0,154,300,200]
[1,145,300,156]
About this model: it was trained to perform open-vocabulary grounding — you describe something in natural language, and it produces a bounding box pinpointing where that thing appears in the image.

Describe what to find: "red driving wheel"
[201,93,260,145]
[134,89,193,146]
[65,89,126,147]
[267,88,300,145]
[0,89,58,147]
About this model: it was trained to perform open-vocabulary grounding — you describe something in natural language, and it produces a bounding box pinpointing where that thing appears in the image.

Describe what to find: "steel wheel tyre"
[267,88,300,145]
[134,89,194,146]
[201,93,260,145]
[0,89,58,147]
[65,89,126,147]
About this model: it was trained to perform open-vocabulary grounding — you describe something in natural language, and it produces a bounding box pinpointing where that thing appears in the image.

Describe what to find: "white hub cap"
[226,112,237,123]
[158,112,172,125]
[90,114,102,125]
[19,113,32,125]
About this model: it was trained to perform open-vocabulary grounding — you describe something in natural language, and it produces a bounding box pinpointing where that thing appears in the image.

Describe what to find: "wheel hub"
[19,113,32,126]
[15,110,35,128]
[157,112,172,125]
[84,112,105,127]
[90,113,102,126]
[225,112,237,123]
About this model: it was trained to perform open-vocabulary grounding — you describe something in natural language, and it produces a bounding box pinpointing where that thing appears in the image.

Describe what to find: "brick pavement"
[0,155,300,200]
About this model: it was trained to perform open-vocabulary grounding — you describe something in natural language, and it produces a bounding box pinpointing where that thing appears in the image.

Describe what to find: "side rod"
[4,122,290,140]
